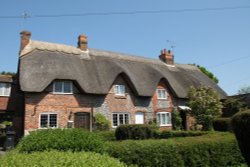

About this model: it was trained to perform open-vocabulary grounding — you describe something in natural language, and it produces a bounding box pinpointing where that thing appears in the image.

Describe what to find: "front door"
[74,112,90,130]
[135,112,144,124]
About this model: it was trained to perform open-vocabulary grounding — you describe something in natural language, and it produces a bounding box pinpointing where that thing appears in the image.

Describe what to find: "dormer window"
[157,89,167,99]
[53,81,73,94]
[114,85,125,96]
[0,83,11,96]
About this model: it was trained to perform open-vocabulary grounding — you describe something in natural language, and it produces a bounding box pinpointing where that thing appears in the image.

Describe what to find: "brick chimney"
[78,34,88,51]
[159,49,174,65]
[20,30,31,51]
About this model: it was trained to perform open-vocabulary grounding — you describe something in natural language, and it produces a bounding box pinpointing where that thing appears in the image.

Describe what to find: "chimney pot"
[20,30,31,51]
[159,48,174,65]
[78,34,88,51]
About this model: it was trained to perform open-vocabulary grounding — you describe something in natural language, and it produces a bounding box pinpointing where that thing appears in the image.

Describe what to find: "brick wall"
[23,77,176,134]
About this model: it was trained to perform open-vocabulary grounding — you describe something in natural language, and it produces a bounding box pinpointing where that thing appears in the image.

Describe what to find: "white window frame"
[53,81,73,94]
[157,112,172,126]
[39,113,58,129]
[114,85,125,96]
[0,83,11,97]
[112,113,130,128]
[157,89,167,99]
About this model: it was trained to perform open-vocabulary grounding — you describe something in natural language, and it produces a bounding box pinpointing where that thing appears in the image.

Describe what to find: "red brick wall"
[0,97,9,111]
[152,80,174,130]
[23,77,176,133]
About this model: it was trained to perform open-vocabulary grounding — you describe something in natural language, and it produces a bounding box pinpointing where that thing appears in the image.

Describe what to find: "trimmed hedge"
[231,110,250,166]
[94,131,116,141]
[115,124,154,140]
[154,130,208,139]
[107,132,245,167]
[213,117,232,132]
[0,150,128,167]
[17,129,105,153]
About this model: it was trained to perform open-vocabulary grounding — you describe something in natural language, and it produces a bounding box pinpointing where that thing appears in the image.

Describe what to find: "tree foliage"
[222,97,246,117]
[192,64,219,83]
[238,85,250,95]
[188,86,222,131]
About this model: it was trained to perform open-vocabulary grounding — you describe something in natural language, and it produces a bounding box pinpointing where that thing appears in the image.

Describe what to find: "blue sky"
[0,0,250,95]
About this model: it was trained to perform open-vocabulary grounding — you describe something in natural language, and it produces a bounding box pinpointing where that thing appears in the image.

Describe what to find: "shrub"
[17,128,105,153]
[155,130,208,139]
[172,109,182,130]
[93,113,111,131]
[231,110,250,166]
[94,131,116,141]
[0,150,128,167]
[107,132,245,167]
[115,124,154,140]
[213,117,232,132]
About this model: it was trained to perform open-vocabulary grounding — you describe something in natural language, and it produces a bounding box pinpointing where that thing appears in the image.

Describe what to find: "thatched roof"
[0,75,13,83]
[19,40,227,99]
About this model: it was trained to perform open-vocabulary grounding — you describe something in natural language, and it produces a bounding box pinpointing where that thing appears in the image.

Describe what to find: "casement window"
[114,85,125,96]
[112,113,129,127]
[53,81,73,94]
[157,112,172,126]
[40,113,58,128]
[0,83,11,96]
[157,89,167,99]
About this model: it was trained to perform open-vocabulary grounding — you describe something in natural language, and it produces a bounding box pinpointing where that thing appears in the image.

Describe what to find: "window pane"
[49,114,57,128]
[113,114,118,127]
[166,113,171,124]
[0,83,4,95]
[54,82,63,93]
[63,82,72,93]
[157,114,161,125]
[115,85,125,95]
[40,114,48,128]
[162,114,166,125]
[119,114,124,125]
[4,84,11,96]
[125,114,129,124]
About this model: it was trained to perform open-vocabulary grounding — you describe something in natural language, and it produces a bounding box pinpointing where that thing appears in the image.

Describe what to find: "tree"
[188,86,222,131]
[222,97,246,117]
[238,85,250,95]
[192,64,219,83]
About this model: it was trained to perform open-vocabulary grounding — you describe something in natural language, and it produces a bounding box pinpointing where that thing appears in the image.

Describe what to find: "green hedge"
[0,150,128,167]
[213,117,232,132]
[115,124,154,140]
[107,132,245,167]
[231,110,250,166]
[17,129,105,153]
[154,130,208,139]
[94,131,116,141]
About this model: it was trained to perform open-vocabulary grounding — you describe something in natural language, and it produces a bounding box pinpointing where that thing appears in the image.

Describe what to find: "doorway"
[74,112,90,130]
[135,112,144,124]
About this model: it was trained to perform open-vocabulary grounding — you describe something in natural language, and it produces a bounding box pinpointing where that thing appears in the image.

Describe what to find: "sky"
[0,0,250,95]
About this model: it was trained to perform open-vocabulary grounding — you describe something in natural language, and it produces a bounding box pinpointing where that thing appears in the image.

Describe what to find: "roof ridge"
[20,40,89,57]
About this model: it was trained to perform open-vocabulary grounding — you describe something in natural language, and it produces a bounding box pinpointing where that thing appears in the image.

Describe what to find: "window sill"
[0,95,10,97]
[115,95,127,99]
[159,124,172,127]
[52,92,73,95]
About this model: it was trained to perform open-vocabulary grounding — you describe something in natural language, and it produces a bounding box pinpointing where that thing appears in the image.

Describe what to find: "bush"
[0,135,6,147]
[93,113,111,131]
[115,124,154,140]
[154,130,208,139]
[107,132,245,167]
[17,128,105,153]
[231,110,250,166]
[0,150,128,167]
[213,117,232,132]
[94,131,116,141]
[172,109,182,130]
